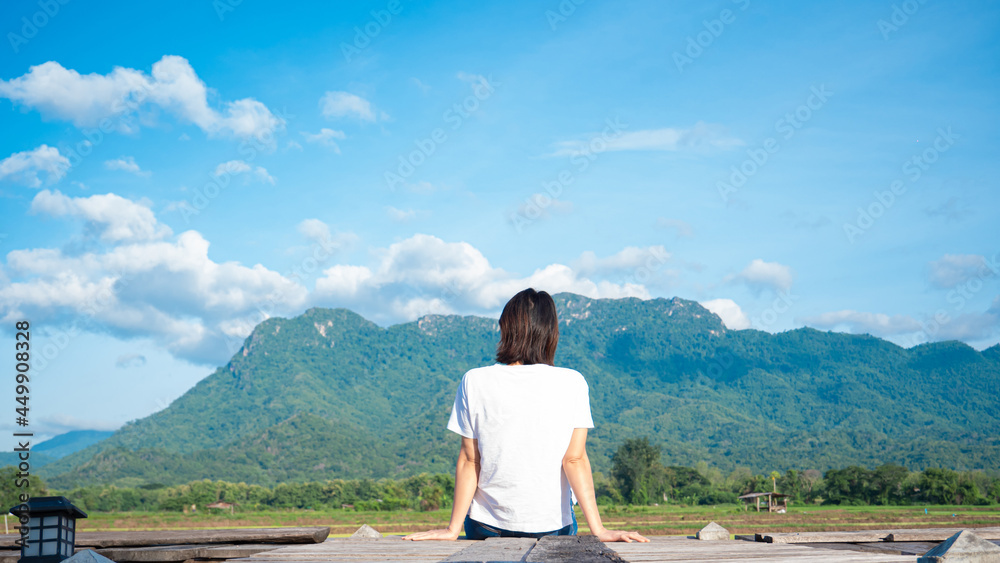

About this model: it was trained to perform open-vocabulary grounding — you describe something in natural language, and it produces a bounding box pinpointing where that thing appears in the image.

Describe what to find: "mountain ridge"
[38,293,1000,488]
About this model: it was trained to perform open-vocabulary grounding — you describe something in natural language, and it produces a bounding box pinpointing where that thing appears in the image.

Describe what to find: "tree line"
[602,438,1000,507]
[4,438,999,513]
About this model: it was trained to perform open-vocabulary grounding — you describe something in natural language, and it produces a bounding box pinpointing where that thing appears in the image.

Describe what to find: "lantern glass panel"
[41,540,57,555]
[68,519,75,530]
[23,541,39,557]
[43,516,58,526]
[68,530,74,544]
[27,526,40,541]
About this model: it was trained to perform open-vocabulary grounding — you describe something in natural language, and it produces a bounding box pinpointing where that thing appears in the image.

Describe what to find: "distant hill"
[0,429,113,469]
[35,430,114,459]
[39,294,1000,488]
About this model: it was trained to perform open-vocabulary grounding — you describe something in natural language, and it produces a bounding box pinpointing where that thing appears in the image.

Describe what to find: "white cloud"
[655,217,694,238]
[1,225,310,364]
[700,298,751,330]
[302,128,346,152]
[30,189,172,242]
[550,122,742,157]
[800,310,923,336]
[295,218,357,252]
[104,156,150,177]
[214,159,275,184]
[802,300,1000,350]
[574,246,671,277]
[0,56,285,139]
[0,145,70,187]
[732,259,793,292]
[115,353,147,368]
[312,234,650,324]
[320,91,379,121]
[386,206,418,222]
[928,254,995,289]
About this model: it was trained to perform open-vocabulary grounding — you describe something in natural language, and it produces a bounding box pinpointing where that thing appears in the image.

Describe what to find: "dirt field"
[70,504,1000,537]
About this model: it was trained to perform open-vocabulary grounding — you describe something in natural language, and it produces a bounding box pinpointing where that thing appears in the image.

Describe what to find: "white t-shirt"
[447,363,594,532]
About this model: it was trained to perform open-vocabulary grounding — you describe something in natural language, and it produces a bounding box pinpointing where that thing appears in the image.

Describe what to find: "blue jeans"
[464,505,577,540]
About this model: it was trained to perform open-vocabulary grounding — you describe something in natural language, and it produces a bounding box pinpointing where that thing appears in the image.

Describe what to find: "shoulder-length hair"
[496,288,559,366]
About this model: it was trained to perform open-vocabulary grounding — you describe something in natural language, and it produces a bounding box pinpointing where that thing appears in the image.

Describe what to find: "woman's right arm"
[404,436,480,541]
[562,428,649,543]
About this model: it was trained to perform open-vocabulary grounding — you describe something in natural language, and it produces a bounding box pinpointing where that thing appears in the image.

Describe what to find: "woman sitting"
[404,288,648,543]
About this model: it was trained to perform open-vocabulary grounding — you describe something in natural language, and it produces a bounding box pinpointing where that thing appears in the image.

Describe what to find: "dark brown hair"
[496,288,559,366]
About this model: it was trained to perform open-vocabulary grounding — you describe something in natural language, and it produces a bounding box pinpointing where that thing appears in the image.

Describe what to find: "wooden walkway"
[231,535,920,562]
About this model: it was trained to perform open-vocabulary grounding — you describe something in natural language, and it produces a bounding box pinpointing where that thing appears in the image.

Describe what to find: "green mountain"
[0,430,113,469]
[39,294,1000,488]
[35,430,115,458]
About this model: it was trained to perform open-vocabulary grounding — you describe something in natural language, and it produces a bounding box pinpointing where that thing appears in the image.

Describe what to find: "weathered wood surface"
[0,549,17,563]
[757,529,894,543]
[94,543,227,561]
[233,536,469,562]
[0,527,329,549]
[230,535,920,562]
[440,537,536,562]
[861,542,942,556]
[886,527,1000,542]
[799,542,906,555]
[90,542,283,561]
[610,536,917,562]
[524,535,625,562]
[197,544,285,558]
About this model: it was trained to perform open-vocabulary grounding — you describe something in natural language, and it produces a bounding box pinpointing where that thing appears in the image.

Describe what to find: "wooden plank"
[64,527,330,548]
[861,542,940,556]
[757,530,893,544]
[524,535,625,563]
[197,543,284,558]
[440,537,537,562]
[0,549,17,563]
[95,543,230,561]
[798,542,904,555]
[886,527,1000,542]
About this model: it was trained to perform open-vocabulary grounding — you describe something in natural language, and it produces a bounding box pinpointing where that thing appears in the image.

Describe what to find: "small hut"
[206,501,236,514]
[738,492,790,513]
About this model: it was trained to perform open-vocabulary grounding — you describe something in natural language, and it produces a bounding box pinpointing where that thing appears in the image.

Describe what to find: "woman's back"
[449,363,593,532]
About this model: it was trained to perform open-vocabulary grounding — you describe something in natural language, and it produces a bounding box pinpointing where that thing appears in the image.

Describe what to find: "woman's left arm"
[563,428,649,543]
[404,436,480,541]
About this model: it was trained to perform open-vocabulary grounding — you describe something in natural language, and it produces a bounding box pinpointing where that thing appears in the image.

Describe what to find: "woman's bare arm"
[403,436,480,540]
[562,428,649,543]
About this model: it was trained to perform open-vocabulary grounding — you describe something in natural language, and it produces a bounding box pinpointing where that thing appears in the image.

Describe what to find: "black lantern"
[9,496,87,563]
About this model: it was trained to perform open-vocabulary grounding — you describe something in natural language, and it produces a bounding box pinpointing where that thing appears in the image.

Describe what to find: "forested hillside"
[39,294,1000,488]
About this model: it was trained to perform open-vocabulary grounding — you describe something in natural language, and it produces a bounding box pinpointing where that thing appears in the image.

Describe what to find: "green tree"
[611,437,663,504]
[918,468,959,504]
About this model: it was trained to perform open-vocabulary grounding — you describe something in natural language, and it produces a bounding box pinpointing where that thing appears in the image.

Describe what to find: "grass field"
[61,504,1000,537]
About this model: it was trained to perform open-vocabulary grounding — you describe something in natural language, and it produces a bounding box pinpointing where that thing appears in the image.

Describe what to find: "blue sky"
[1,0,998,444]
